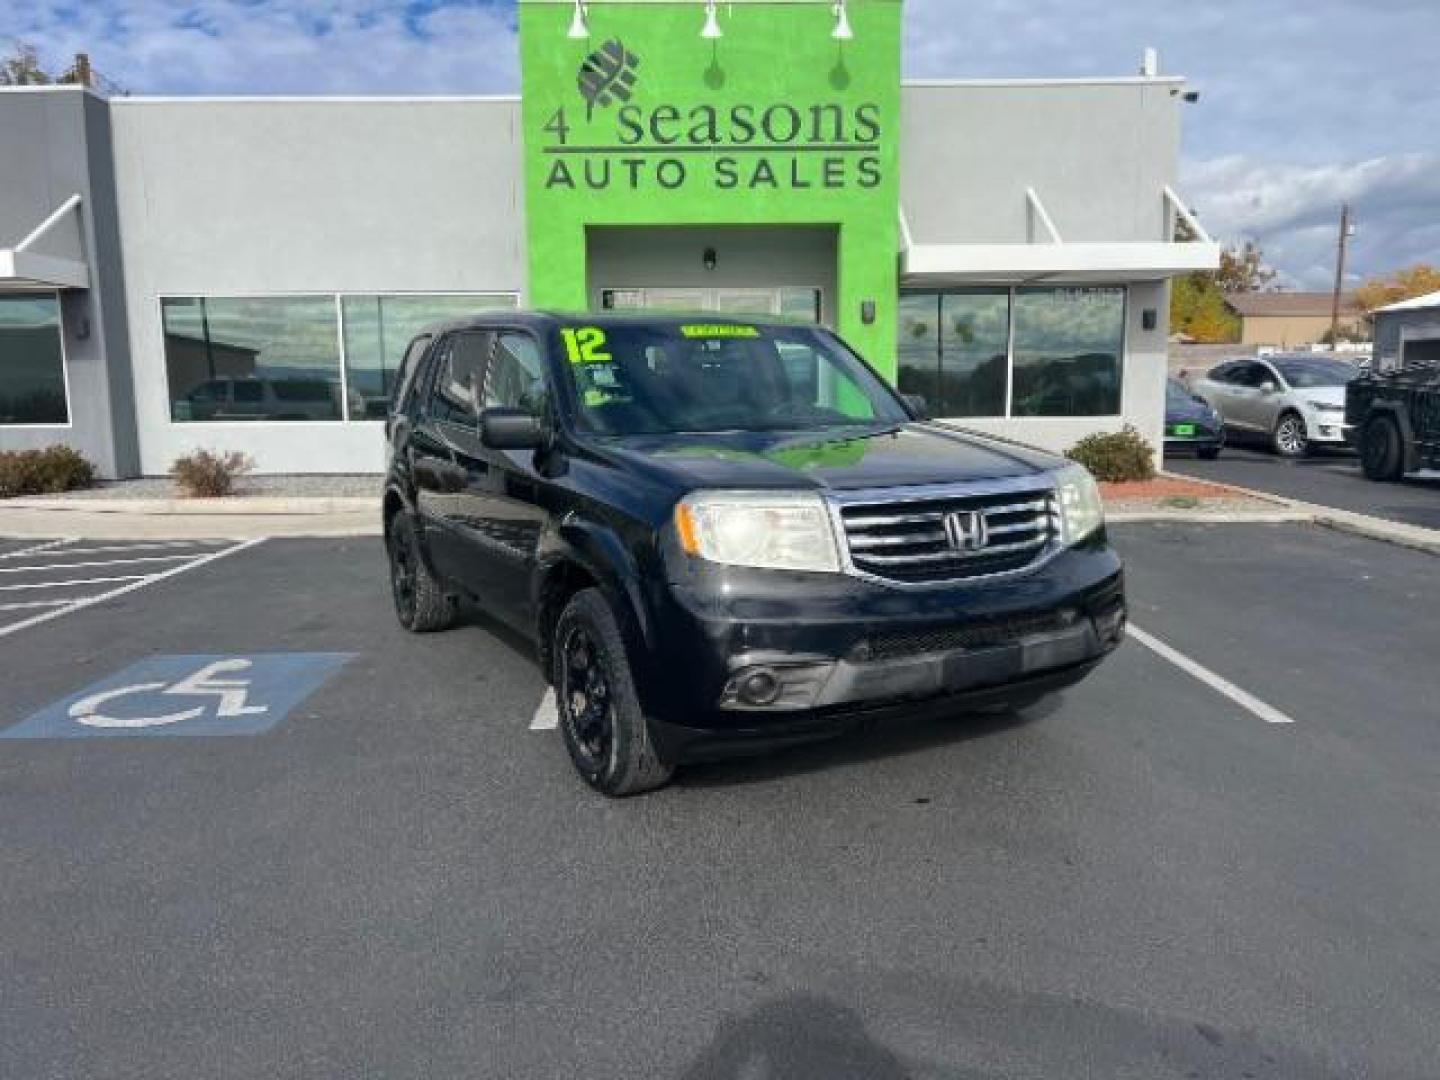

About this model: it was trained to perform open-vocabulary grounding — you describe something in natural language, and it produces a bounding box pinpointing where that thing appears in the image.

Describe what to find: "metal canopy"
[0,194,90,291]
[899,186,1221,286]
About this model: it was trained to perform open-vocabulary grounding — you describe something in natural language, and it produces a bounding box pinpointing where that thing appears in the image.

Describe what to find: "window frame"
[898,284,1129,421]
[156,290,520,427]
[0,291,73,429]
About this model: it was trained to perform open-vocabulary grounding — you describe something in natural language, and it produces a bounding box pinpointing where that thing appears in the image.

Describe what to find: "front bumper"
[1307,416,1351,444]
[638,540,1125,763]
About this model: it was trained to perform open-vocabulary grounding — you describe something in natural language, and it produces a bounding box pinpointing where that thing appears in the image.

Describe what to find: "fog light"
[1095,606,1126,645]
[739,669,781,706]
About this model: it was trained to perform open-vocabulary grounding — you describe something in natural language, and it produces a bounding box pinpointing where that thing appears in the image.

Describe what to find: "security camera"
[1182,90,1200,103]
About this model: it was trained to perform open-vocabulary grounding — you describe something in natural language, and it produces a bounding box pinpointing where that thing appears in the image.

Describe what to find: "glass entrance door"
[600,287,822,323]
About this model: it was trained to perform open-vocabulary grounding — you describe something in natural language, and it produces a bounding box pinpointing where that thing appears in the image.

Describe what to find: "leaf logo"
[577,39,640,120]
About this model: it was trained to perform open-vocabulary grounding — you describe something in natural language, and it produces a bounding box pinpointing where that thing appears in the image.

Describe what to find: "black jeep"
[1347,359,1440,480]
[383,313,1126,795]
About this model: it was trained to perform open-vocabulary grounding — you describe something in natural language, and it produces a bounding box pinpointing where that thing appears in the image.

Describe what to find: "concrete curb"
[2,496,380,516]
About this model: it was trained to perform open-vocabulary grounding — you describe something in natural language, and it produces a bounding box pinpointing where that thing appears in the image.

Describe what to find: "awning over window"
[900,186,1220,286]
[0,194,89,291]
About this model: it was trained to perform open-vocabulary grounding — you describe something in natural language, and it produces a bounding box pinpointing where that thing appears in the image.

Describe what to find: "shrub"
[0,446,96,498]
[1065,426,1156,483]
[170,449,254,498]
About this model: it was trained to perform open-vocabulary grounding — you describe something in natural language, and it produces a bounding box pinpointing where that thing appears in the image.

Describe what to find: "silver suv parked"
[1189,355,1359,457]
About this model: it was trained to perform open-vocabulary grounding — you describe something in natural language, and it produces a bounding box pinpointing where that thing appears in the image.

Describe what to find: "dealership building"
[0,0,1218,477]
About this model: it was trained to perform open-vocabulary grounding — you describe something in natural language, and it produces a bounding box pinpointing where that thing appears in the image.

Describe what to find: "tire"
[1360,415,1404,481]
[1197,447,1221,461]
[1272,411,1309,458]
[552,588,674,796]
[386,509,456,633]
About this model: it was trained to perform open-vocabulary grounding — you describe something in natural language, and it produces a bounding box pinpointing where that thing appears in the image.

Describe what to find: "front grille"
[862,610,1076,660]
[839,487,1057,584]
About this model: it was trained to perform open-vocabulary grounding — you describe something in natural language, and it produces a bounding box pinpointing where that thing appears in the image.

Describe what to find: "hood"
[1296,384,1348,408]
[588,423,1061,493]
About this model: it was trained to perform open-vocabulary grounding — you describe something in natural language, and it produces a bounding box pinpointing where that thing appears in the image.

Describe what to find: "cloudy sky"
[4,0,1437,289]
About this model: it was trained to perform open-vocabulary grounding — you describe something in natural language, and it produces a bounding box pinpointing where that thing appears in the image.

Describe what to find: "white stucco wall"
[109,97,526,474]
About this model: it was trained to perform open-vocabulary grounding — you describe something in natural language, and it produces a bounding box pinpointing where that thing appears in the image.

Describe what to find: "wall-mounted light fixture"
[703,247,718,271]
[701,1,722,39]
[831,1,854,41]
[567,0,589,39]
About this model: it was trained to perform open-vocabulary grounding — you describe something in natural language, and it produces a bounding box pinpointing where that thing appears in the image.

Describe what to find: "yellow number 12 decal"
[561,327,611,365]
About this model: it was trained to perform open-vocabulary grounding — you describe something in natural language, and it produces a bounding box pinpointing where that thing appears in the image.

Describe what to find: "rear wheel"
[1360,415,1404,481]
[386,509,456,633]
[553,589,674,796]
[1272,412,1309,458]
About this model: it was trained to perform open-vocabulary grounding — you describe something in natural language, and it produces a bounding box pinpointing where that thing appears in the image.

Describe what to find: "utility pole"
[1329,203,1352,345]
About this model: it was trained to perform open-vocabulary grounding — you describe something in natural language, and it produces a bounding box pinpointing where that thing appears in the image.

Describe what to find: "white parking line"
[530,688,559,730]
[1128,622,1295,725]
[0,540,226,560]
[1,538,78,559]
[0,576,148,592]
[0,598,79,612]
[0,554,201,574]
[0,539,265,640]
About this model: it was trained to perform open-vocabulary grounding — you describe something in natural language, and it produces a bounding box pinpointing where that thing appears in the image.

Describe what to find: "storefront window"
[0,294,68,425]
[341,294,517,420]
[898,286,1126,418]
[1011,287,1125,417]
[939,291,1008,417]
[163,296,343,422]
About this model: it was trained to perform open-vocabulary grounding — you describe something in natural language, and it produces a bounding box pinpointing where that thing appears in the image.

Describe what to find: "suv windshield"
[1275,358,1356,388]
[554,321,909,436]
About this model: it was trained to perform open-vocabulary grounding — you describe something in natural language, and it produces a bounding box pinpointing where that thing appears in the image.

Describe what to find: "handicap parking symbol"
[1,653,353,739]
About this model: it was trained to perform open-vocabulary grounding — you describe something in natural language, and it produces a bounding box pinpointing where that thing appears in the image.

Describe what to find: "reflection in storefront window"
[342,294,517,420]
[1012,287,1125,417]
[163,296,342,423]
[0,294,68,425]
[897,287,1125,418]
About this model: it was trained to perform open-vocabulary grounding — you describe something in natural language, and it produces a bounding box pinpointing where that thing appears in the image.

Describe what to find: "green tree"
[1169,217,1275,342]
[0,43,91,86]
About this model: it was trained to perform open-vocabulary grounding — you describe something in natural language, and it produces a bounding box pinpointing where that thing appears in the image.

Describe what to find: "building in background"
[0,0,1217,477]
[1226,291,1364,348]
[1370,290,1440,371]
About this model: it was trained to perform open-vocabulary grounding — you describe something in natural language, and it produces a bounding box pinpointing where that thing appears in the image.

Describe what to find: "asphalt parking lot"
[2,525,1438,1079]
[1168,444,1440,530]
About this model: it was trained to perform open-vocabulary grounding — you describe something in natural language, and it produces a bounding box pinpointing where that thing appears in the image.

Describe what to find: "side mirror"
[480,407,545,450]
[901,393,929,420]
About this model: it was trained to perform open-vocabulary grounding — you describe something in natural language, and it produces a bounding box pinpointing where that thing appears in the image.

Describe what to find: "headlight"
[674,490,841,572]
[1054,464,1105,545]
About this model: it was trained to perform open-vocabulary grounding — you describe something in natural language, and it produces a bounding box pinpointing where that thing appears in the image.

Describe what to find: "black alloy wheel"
[386,510,456,633]
[561,624,615,769]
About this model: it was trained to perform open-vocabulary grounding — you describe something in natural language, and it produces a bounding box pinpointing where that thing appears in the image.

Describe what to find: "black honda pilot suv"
[383,313,1126,795]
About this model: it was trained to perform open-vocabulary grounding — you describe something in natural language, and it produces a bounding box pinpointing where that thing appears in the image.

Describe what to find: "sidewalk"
[3,472,1436,553]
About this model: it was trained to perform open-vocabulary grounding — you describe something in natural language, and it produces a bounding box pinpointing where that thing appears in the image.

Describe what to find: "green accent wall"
[518,0,903,379]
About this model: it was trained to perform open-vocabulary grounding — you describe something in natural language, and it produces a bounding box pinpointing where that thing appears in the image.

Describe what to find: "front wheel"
[553,589,674,796]
[386,509,456,633]
[1273,412,1309,458]
[1360,415,1404,481]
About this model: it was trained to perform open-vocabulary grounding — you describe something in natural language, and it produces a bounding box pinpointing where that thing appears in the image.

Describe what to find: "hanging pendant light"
[701,0,723,39]
[567,0,589,39]
[831,0,854,40]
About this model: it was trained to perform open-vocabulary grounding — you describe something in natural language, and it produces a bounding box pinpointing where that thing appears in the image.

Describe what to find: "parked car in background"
[1346,356,1440,480]
[1163,377,1223,459]
[174,377,342,422]
[1190,355,1359,458]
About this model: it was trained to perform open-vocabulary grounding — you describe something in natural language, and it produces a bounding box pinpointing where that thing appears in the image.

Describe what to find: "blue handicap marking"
[2,653,354,739]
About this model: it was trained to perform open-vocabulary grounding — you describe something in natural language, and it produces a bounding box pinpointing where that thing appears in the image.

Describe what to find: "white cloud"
[1182,154,1440,288]
[3,1,519,94]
